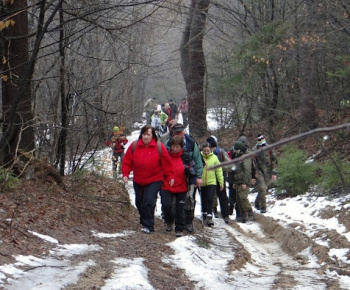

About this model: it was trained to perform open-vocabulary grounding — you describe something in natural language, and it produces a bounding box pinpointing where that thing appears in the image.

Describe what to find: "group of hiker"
[143,96,189,131]
[105,97,277,236]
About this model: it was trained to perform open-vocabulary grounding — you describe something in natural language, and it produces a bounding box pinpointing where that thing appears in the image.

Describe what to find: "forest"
[1,0,350,178]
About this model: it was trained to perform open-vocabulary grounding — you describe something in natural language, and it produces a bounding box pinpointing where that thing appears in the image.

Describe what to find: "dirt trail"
[1,174,349,289]
[63,215,340,289]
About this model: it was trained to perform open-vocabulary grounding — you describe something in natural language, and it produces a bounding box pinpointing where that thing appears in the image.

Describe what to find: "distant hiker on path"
[105,126,128,178]
[168,99,179,121]
[144,97,157,124]
[178,97,189,128]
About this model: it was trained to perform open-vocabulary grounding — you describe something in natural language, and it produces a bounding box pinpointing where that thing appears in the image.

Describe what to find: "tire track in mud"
[220,215,334,289]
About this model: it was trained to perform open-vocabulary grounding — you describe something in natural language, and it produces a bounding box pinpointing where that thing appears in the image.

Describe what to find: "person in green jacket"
[232,140,254,223]
[200,142,224,227]
[252,134,278,213]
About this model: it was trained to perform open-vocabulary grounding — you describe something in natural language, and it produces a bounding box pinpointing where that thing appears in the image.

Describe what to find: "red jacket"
[122,138,174,186]
[166,108,174,122]
[162,149,187,193]
[105,133,128,154]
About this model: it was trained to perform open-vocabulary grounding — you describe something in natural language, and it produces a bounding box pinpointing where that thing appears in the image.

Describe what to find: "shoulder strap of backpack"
[132,140,161,157]
[132,141,137,153]
[157,141,162,157]
[219,148,224,162]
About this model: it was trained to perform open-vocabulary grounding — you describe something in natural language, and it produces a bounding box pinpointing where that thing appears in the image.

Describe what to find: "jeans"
[133,181,162,230]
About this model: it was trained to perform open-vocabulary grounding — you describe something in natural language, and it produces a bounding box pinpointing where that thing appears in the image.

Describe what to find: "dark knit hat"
[234,140,244,150]
[206,136,217,148]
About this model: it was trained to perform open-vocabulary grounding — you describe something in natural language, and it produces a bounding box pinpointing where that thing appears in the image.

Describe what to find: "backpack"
[181,150,197,177]
[132,140,162,157]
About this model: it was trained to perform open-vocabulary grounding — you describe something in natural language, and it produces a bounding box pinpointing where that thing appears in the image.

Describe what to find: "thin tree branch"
[209,122,350,170]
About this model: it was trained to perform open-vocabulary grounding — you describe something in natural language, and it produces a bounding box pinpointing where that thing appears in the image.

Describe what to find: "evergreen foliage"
[275,145,316,197]
[0,168,20,191]
[316,153,350,193]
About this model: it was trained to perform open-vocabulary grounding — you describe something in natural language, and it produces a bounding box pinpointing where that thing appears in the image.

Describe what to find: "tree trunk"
[299,0,318,130]
[0,0,35,166]
[55,4,68,176]
[180,0,209,138]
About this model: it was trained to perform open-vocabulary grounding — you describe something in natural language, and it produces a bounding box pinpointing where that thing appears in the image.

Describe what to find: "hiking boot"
[141,228,151,234]
[247,210,255,222]
[241,211,248,223]
[202,213,207,223]
[235,215,243,223]
[235,208,243,222]
[206,215,214,226]
[175,231,183,237]
[255,203,260,210]
[185,223,194,233]
[213,207,219,218]
[223,217,230,224]
[260,207,267,213]
[228,203,234,216]
[165,222,173,232]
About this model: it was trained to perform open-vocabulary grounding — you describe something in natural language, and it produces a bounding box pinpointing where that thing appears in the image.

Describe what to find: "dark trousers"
[228,183,241,216]
[182,112,189,128]
[200,185,216,215]
[216,182,230,218]
[133,181,162,231]
[161,190,186,232]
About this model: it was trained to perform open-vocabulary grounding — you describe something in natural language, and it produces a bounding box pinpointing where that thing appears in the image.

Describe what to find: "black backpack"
[181,150,197,177]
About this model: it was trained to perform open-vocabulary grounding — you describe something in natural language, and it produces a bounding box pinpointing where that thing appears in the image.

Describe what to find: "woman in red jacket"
[161,135,197,237]
[122,125,174,234]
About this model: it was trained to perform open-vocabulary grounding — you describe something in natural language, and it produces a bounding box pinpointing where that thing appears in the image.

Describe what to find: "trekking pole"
[197,187,204,229]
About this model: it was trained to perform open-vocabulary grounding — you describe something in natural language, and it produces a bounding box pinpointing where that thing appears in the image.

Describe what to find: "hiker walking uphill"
[200,142,224,227]
[178,97,189,128]
[168,99,179,121]
[164,123,203,233]
[122,125,174,234]
[144,97,157,124]
[161,135,197,237]
[227,134,251,219]
[151,110,162,132]
[232,140,254,223]
[206,136,231,224]
[252,134,278,213]
[105,126,128,177]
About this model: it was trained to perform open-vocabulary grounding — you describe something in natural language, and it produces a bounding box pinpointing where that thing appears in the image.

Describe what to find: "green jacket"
[234,151,252,185]
[151,112,168,126]
[253,147,278,180]
[201,152,224,187]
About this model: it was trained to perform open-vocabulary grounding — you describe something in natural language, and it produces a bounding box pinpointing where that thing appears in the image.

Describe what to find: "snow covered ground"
[1,119,350,289]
